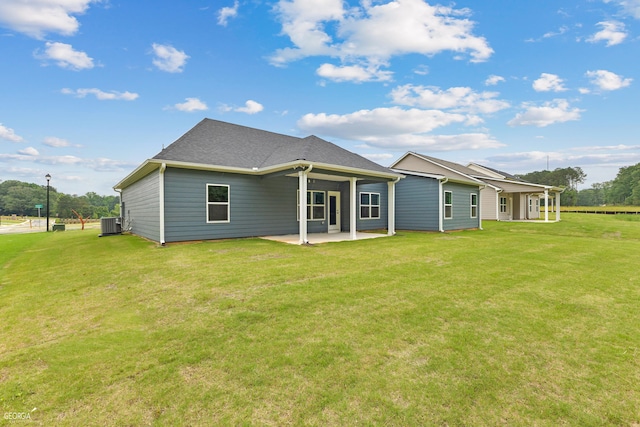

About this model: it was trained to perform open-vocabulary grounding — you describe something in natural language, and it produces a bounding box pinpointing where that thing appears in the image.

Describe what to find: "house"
[390,152,484,232]
[466,163,563,222]
[113,119,403,244]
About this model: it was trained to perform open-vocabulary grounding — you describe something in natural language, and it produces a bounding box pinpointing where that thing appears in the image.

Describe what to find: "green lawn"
[1,214,639,426]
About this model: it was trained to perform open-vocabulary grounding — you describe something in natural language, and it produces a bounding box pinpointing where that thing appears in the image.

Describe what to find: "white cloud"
[18,146,39,156]
[508,99,583,127]
[172,98,209,112]
[543,25,569,39]
[61,88,139,101]
[218,1,239,26]
[602,0,640,19]
[361,153,395,162]
[0,123,24,142]
[219,100,264,114]
[151,43,189,73]
[316,63,393,82]
[390,85,510,114]
[35,42,94,70]
[586,21,627,46]
[270,0,492,68]
[0,0,96,39]
[485,75,505,86]
[235,100,264,114]
[297,107,504,151]
[299,107,468,139]
[532,73,567,92]
[43,136,70,147]
[585,69,632,91]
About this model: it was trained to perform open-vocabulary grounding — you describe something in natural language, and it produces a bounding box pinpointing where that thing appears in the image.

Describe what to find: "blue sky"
[1,0,639,195]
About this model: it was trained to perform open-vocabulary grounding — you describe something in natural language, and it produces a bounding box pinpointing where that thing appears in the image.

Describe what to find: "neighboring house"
[114,119,403,244]
[466,163,563,222]
[390,152,484,232]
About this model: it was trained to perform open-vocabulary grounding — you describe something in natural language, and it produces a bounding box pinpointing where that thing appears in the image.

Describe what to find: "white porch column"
[555,192,561,221]
[544,189,549,222]
[350,177,357,240]
[387,180,396,236]
[298,170,308,244]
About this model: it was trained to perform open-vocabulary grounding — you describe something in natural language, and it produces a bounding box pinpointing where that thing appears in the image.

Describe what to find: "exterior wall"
[121,170,161,242]
[164,168,300,242]
[442,182,481,231]
[480,187,498,220]
[355,182,389,231]
[395,175,440,231]
[498,194,512,221]
[161,168,391,242]
[394,155,470,182]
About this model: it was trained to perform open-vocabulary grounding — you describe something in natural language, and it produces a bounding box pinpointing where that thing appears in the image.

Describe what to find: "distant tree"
[577,182,611,206]
[516,167,586,206]
[606,163,640,205]
[0,180,58,216]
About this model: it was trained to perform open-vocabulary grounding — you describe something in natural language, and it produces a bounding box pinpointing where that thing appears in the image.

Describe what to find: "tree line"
[0,180,120,219]
[516,162,640,206]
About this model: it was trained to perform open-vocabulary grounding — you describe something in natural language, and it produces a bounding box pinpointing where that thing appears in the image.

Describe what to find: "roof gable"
[390,152,483,185]
[152,119,392,174]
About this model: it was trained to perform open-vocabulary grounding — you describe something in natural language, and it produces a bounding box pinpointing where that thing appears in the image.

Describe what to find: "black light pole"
[45,174,51,232]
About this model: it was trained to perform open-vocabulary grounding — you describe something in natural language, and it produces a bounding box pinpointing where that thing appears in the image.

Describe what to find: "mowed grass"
[1,214,639,426]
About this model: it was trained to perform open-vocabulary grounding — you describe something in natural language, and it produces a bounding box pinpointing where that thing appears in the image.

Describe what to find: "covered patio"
[262,231,388,245]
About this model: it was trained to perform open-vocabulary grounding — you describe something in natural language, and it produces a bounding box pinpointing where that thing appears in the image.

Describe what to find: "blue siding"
[121,171,160,242]
[443,182,481,231]
[356,182,389,231]
[395,175,440,231]
[163,168,371,242]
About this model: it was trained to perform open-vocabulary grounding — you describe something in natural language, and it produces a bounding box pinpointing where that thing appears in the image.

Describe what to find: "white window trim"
[444,190,453,220]
[359,191,381,220]
[297,190,326,221]
[206,184,230,223]
[500,196,507,213]
[470,193,478,218]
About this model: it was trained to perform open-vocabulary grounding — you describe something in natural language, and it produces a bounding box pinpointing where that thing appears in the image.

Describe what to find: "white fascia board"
[389,151,414,169]
[482,176,564,192]
[115,158,403,190]
[391,168,444,180]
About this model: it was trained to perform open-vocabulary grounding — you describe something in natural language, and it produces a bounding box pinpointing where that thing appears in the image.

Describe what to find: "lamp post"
[45,174,51,232]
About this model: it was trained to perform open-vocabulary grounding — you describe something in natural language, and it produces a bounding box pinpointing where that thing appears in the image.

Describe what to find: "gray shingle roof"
[153,119,393,174]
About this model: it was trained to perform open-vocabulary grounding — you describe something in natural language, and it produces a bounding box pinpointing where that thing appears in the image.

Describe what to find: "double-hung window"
[207,184,229,222]
[297,190,325,220]
[470,193,478,218]
[444,191,453,219]
[360,192,380,219]
[500,197,507,213]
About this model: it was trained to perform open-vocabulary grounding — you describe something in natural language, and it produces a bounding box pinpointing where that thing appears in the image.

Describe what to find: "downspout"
[438,177,448,232]
[298,164,313,244]
[159,162,166,246]
[478,185,485,230]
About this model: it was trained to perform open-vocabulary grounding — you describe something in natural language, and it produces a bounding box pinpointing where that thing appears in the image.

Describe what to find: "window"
[360,192,380,219]
[470,193,478,218]
[297,190,325,220]
[500,197,507,213]
[444,191,452,219]
[207,184,229,223]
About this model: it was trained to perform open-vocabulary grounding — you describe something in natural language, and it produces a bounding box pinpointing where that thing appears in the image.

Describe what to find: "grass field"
[1,214,639,426]
[560,206,640,213]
